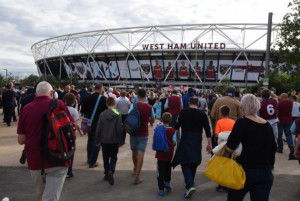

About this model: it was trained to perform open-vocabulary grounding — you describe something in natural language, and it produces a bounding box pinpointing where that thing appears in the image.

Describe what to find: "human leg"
[277,123,284,152]
[42,167,68,201]
[249,170,273,201]
[101,144,110,175]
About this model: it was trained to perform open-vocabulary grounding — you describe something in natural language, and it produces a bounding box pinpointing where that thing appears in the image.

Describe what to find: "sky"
[0,0,291,77]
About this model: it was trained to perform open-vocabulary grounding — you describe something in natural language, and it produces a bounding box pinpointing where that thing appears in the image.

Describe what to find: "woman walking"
[226,94,277,201]
[172,97,212,199]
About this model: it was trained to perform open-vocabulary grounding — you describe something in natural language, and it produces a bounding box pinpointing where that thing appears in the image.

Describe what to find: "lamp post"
[2,68,8,80]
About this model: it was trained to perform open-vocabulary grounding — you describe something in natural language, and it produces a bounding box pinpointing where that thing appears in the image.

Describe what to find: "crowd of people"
[0,81,299,201]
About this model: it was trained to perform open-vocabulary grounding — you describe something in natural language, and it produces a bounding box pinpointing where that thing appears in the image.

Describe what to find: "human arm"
[149,108,155,125]
[18,134,25,145]
[226,119,242,152]
[174,111,183,130]
[203,112,212,153]
[164,99,168,110]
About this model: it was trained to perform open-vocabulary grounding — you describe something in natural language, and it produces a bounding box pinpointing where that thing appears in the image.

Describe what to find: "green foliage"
[20,74,40,87]
[275,0,300,70]
[215,78,231,94]
[0,74,5,88]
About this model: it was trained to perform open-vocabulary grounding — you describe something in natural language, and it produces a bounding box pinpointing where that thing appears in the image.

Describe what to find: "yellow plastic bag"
[204,155,246,190]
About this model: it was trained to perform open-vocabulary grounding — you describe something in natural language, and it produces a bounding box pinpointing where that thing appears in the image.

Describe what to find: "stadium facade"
[31,24,280,87]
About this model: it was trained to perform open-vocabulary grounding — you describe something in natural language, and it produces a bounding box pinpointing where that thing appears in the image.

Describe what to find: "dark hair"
[161,112,172,124]
[106,97,116,107]
[63,93,76,107]
[189,97,199,106]
[188,88,194,94]
[261,89,271,99]
[291,95,297,101]
[120,90,126,97]
[220,105,230,117]
[172,90,177,95]
[137,88,146,98]
[94,84,103,90]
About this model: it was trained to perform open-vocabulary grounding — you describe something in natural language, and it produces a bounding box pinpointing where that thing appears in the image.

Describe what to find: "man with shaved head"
[278,93,296,160]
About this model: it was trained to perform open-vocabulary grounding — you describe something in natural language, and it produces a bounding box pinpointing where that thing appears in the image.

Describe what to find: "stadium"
[31,23,280,88]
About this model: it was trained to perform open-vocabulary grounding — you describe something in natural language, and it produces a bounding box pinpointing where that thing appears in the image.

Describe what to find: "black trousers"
[227,169,273,201]
[3,107,14,125]
[102,143,119,175]
[157,160,172,190]
[121,114,128,144]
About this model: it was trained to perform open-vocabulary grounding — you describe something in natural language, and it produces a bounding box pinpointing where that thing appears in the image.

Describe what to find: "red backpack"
[42,99,76,168]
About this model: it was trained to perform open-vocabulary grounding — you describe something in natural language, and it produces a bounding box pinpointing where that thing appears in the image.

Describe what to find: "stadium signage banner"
[142,42,226,50]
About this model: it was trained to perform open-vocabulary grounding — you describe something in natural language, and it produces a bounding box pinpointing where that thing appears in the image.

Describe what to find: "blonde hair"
[240,94,261,115]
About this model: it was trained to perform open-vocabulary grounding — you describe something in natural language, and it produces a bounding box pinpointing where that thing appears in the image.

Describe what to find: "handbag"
[81,95,102,134]
[204,149,246,190]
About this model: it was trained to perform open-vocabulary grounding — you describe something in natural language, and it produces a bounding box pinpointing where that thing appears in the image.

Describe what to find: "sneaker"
[89,162,99,168]
[164,182,172,193]
[104,174,109,181]
[184,187,196,199]
[66,172,74,179]
[158,190,165,197]
[289,153,297,160]
[108,173,114,185]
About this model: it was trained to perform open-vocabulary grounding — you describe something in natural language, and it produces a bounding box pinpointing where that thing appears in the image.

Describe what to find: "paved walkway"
[0,114,299,201]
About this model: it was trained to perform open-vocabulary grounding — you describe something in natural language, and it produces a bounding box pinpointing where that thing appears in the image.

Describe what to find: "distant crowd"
[0,81,299,201]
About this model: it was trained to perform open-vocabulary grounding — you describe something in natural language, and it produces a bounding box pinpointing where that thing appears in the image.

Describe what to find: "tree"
[0,74,5,88]
[21,74,40,87]
[276,0,300,70]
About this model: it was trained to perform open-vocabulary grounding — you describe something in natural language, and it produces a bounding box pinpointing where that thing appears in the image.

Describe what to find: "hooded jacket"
[95,108,123,144]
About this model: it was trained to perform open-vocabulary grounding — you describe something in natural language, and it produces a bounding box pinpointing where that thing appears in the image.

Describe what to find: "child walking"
[154,112,176,196]
[95,97,123,185]
[214,105,235,192]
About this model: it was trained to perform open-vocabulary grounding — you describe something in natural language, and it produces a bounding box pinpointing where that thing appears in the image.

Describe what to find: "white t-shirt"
[67,106,80,121]
[292,101,300,117]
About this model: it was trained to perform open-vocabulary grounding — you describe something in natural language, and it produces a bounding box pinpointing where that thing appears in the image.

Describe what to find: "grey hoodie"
[95,108,123,144]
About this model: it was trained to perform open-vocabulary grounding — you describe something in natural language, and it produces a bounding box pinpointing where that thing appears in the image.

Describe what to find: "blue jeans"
[227,169,273,201]
[87,133,100,165]
[278,123,294,150]
[181,163,198,190]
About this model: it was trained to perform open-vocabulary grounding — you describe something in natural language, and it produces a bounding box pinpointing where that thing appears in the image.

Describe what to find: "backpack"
[41,99,76,167]
[152,125,169,152]
[124,104,140,136]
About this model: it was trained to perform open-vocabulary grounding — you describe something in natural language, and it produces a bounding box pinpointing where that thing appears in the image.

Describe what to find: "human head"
[171,90,177,95]
[36,81,53,97]
[188,88,194,94]
[240,94,261,116]
[108,87,113,93]
[226,87,235,97]
[137,88,146,100]
[70,85,75,90]
[7,82,14,89]
[94,84,103,93]
[64,84,71,92]
[280,93,288,100]
[261,89,271,99]
[120,90,126,97]
[63,93,76,107]
[106,97,116,108]
[291,95,297,101]
[220,105,230,117]
[161,112,172,125]
[189,97,199,107]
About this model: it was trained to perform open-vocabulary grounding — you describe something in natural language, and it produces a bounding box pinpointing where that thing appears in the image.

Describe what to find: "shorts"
[130,136,148,152]
[30,167,67,201]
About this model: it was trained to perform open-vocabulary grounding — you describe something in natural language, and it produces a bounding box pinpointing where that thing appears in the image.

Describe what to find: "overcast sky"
[0,0,291,77]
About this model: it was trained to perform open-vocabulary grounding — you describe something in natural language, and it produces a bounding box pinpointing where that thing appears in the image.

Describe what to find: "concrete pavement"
[0,113,300,201]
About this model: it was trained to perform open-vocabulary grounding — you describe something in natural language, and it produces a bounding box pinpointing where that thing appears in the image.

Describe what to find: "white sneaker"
[184,187,196,199]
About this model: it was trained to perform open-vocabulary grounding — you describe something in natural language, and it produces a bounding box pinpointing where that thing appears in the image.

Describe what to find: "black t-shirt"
[175,108,211,138]
[227,117,277,170]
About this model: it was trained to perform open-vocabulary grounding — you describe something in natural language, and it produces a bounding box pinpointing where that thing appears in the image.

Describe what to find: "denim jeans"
[181,163,198,190]
[227,169,273,201]
[278,123,294,150]
[87,133,100,165]
[101,143,119,175]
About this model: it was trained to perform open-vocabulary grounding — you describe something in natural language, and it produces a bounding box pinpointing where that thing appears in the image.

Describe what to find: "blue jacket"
[182,93,195,109]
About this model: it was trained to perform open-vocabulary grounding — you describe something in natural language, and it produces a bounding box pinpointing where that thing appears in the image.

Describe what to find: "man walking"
[2,82,16,127]
[81,84,107,168]
[164,90,182,126]
[17,81,73,201]
[116,90,131,144]
[130,88,154,184]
